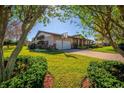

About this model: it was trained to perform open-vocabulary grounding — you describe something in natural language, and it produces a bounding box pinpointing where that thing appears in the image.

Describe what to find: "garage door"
[56,40,71,50]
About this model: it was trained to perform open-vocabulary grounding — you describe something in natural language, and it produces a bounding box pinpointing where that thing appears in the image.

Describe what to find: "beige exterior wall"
[33,32,54,46]
[33,32,73,48]
[54,36,73,42]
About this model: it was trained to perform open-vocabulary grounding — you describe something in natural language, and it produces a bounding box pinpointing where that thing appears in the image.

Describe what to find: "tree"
[0,6,47,82]
[0,5,12,82]
[5,20,22,41]
[4,20,22,48]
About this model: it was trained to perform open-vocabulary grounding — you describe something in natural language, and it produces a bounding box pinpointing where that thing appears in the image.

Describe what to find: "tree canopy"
[61,5,124,56]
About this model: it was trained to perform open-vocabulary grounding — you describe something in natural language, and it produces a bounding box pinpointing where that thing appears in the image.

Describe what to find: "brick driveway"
[64,49,124,62]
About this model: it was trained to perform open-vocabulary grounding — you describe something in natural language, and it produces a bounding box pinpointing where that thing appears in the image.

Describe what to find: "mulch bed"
[43,72,54,88]
[44,73,90,88]
[81,76,90,88]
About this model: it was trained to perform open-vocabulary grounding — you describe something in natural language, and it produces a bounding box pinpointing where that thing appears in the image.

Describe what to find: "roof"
[34,31,73,39]
[33,30,94,41]
[38,31,62,36]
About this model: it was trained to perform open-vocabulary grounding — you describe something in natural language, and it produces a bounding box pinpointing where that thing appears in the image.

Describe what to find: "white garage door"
[56,40,71,50]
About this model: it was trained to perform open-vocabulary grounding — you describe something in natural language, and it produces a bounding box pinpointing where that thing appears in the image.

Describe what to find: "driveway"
[64,49,124,62]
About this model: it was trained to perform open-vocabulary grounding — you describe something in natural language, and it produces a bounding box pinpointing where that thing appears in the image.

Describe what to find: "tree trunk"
[0,41,4,82]
[0,6,4,82]
[0,26,6,82]
[110,40,124,57]
[0,6,10,82]
[106,32,124,57]
[4,27,29,80]
[5,18,38,80]
[116,48,124,57]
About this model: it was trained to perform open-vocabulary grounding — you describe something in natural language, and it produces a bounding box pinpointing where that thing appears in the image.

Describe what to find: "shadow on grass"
[29,49,79,59]
[29,49,64,55]
[64,53,78,59]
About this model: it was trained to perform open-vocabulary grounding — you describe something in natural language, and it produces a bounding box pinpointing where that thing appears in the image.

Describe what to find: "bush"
[28,43,36,49]
[118,43,124,51]
[4,40,18,46]
[78,46,88,49]
[89,44,98,48]
[96,44,103,48]
[87,61,124,88]
[0,56,47,88]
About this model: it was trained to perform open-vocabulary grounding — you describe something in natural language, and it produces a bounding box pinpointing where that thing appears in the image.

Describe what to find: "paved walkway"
[64,49,124,62]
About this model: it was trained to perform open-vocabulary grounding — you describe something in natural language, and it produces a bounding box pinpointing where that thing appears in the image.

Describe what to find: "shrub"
[89,44,97,48]
[47,44,56,50]
[4,40,18,46]
[96,44,103,48]
[118,43,124,51]
[87,61,124,88]
[33,49,45,52]
[0,56,47,88]
[28,43,36,49]
[78,46,88,49]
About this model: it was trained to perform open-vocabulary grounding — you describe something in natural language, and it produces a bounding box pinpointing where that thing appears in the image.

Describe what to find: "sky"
[27,17,94,41]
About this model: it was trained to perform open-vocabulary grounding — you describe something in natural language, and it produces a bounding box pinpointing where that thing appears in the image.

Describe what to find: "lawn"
[4,46,102,88]
[91,46,116,53]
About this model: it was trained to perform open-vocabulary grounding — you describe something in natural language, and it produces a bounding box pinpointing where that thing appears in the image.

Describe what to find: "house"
[31,31,94,50]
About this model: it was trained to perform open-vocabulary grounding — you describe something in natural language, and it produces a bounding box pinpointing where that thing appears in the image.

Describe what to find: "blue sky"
[28,17,94,41]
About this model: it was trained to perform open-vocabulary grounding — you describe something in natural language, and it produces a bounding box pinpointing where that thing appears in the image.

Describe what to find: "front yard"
[4,46,102,88]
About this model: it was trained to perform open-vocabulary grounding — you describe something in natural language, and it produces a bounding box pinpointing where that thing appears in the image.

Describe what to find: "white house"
[31,31,94,50]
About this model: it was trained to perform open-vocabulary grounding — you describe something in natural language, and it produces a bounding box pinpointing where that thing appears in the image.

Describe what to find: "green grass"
[91,46,116,53]
[4,46,102,88]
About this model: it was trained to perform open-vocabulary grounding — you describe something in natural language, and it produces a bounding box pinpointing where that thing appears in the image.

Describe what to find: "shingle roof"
[38,31,74,38]
[33,30,94,41]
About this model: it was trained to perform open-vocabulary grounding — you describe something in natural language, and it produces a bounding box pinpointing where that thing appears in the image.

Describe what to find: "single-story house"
[31,31,94,50]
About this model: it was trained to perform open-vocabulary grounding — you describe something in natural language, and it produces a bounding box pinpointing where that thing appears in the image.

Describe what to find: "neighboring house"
[31,31,94,50]
[95,38,110,46]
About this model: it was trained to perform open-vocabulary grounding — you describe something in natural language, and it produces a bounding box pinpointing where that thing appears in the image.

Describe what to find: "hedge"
[87,61,124,88]
[0,56,47,88]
